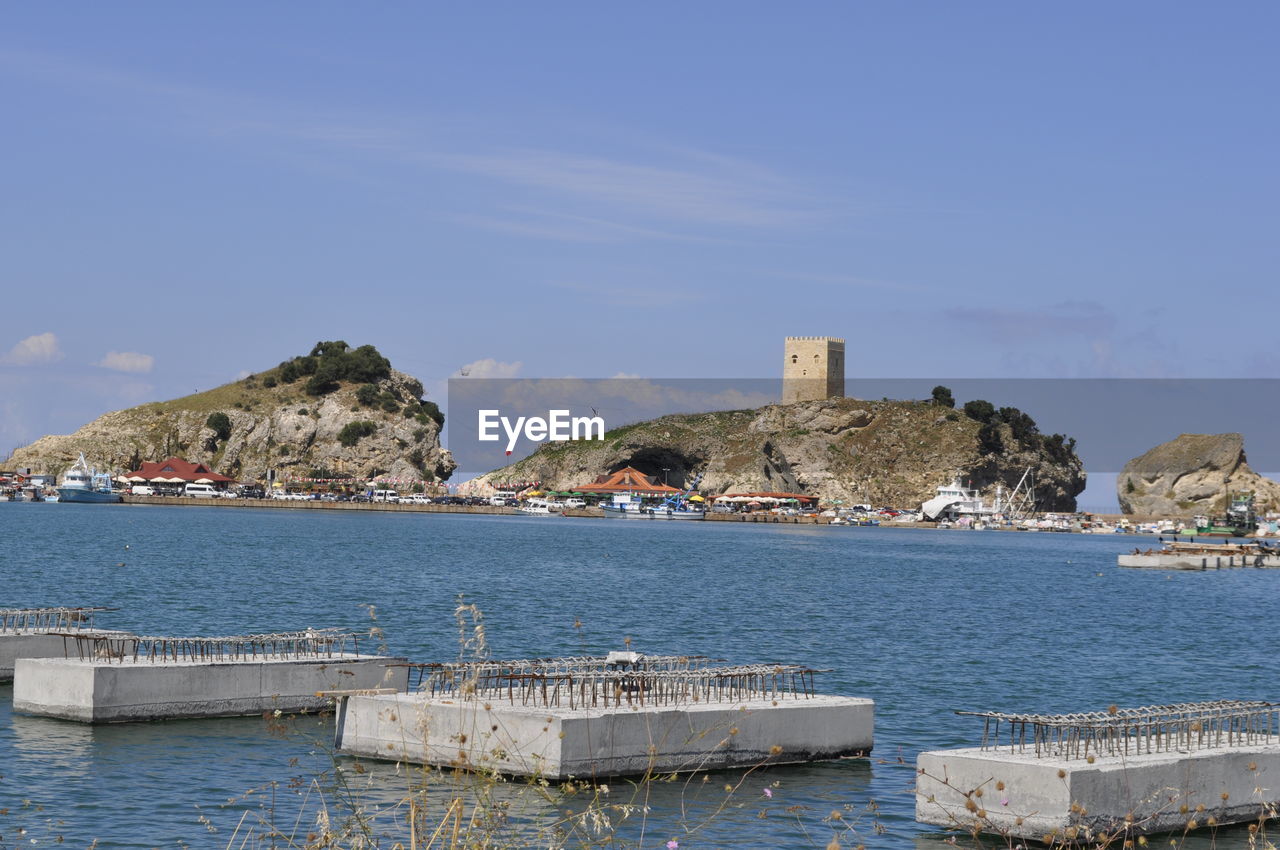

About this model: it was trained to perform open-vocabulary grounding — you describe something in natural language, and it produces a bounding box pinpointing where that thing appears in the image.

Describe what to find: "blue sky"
[3,4,1277,498]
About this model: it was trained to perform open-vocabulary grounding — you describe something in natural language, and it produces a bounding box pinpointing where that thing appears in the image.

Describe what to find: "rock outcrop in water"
[1116,432,1280,515]
[5,342,454,483]
[469,396,1086,510]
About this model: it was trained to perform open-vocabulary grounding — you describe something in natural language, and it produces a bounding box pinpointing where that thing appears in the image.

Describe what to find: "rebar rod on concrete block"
[0,607,112,633]
[50,628,360,663]
[958,700,1279,759]
[399,654,827,708]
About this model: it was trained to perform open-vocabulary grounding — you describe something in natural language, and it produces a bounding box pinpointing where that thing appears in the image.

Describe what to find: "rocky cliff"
[5,343,454,484]
[469,396,1086,510]
[1117,433,1280,515]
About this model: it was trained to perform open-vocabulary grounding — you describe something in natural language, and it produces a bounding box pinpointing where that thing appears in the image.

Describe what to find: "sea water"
[1,503,1276,847]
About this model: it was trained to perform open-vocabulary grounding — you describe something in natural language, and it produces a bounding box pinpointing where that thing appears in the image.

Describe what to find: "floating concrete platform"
[333,653,873,779]
[0,607,124,682]
[1118,542,1280,570]
[2,633,95,682]
[917,700,1280,841]
[13,654,408,722]
[1118,552,1280,569]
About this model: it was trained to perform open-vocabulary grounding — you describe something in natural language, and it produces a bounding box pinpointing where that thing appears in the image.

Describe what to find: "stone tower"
[782,337,845,404]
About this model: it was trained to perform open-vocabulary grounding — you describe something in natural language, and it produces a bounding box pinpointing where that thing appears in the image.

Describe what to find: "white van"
[130,485,155,496]
[371,489,400,503]
[184,483,218,498]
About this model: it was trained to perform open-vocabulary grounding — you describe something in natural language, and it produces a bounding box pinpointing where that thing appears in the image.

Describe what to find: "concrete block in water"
[335,693,873,779]
[12,655,407,722]
[0,633,84,682]
[916,745,1280,841]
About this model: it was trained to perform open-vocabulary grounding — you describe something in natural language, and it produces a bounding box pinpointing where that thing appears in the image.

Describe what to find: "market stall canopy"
[713,491,816,503]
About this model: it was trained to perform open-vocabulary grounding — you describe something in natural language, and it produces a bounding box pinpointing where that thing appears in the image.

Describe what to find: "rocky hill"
[1117,433,1280,515]
[470,394,1086,510]
[5,341,454,484]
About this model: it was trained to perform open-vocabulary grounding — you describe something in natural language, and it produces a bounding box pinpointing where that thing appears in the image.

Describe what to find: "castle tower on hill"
[782,337,845,404]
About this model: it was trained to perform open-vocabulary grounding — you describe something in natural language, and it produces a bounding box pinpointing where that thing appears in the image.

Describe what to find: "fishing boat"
[56,454,123,504]
[1195,493,1257,538]
[601,473,705,520]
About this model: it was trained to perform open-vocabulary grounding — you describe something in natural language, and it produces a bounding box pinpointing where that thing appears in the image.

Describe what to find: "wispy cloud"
[550,280,706,308]
[0,48,824,240]
[945,301,1117,342]
[429,149,811,228]
[768,270,936,295]
[452,358,523,379]
[445,207,725,245]
[96,351,155,373]
[2,332,63,365]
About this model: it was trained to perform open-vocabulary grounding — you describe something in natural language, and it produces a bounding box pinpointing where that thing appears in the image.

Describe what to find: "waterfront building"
[573,466,683,498]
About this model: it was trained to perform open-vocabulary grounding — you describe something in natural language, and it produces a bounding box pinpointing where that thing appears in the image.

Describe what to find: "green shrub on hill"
[205,412,232,441]
[268,341,392,397]
[338,421,378,447]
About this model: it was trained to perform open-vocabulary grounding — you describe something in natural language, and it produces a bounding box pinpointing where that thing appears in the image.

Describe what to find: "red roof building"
[126,457,234,484]
[573,466,683,497]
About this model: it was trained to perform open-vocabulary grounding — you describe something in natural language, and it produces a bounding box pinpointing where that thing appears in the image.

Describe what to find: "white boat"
[516,498,563,516]
[57,454,123,504]
[921,477,998,521]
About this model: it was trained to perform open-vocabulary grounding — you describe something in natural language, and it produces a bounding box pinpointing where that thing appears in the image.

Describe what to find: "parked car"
[130,485,155,496]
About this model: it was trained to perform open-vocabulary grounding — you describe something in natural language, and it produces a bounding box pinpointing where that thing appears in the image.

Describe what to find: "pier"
[334,652,873,779]
[0,607,124,682]
[12,629,407,722]
[1118,541,1280,570]
[917,700,1280,841]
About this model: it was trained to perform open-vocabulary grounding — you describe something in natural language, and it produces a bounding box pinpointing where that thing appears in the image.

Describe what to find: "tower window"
[791,355,797,364]
[814,354,820,363]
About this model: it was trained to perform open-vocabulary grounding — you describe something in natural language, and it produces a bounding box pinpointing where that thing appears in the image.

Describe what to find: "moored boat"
[601,474,706,520]
[56,454,123,504]
[516,497,563,516]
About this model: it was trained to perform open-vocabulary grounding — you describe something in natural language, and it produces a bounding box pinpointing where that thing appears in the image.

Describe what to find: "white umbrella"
[149,476,168,483]
[128,475,148,482]
[164,477,186,484]
[194,478,214,484]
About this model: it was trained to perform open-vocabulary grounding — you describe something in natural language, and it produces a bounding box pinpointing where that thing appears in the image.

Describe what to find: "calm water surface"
[1,503,1276,848]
